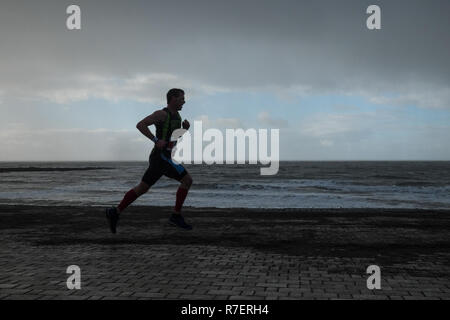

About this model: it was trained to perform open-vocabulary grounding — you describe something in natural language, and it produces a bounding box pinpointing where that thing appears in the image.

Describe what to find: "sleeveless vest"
[151,107,182,158]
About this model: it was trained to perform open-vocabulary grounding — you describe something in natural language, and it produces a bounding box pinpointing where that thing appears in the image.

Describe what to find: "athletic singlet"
[151,107,182,158]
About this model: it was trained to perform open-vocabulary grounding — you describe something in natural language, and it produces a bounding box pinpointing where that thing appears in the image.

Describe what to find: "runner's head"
[167,88,185,111]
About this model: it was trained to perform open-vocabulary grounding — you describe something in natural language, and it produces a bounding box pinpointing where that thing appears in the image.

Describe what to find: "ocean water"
[0,161,449,209]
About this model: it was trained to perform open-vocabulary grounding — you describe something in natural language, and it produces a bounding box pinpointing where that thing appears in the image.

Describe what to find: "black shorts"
[141,152,188,186]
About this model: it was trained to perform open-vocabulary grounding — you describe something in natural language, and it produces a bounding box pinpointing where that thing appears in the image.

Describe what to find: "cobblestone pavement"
[1,205,449,300]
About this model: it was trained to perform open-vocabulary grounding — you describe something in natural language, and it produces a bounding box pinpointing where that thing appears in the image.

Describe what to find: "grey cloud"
[281,123,450,160]
[1,0,450,160]
[0,127,148,161]
[0,0,449,107]
[195,115,245,129]
[1,117,449,161]
[258,111,288,128]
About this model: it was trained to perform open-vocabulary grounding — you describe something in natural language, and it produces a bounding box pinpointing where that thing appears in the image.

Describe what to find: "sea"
[0,161,449,209]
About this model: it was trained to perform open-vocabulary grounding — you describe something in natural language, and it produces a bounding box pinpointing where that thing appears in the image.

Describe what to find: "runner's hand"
[182,120,190,130]
[156,140,167,149]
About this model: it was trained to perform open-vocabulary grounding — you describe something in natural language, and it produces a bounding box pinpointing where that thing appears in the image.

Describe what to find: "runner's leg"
[175,174,192,212]
[116,181,149,213]
[116,155,163,214]
[159,154,192,213]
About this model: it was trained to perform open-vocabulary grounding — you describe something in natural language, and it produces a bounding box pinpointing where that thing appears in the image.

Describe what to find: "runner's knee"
[181,175,193,189]
[134,182,150,196]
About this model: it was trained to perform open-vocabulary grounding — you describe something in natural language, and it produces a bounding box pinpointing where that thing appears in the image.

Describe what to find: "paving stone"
[1,205,449,300]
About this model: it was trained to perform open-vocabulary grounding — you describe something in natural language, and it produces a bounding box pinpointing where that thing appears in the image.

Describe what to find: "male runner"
[105,88,193,232]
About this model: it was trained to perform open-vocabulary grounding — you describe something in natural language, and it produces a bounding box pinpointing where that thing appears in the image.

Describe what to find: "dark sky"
[0,0,449,160]
[1,0,449,91]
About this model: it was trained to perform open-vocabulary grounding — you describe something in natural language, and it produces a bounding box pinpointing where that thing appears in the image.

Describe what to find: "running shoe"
[169,213,193,230]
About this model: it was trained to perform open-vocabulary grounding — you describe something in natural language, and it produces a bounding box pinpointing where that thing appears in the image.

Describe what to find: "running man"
[105,88,193,232]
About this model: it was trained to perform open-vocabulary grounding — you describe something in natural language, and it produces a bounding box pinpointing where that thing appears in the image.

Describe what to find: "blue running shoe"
[169,213,193,230]
[105,207,119,234]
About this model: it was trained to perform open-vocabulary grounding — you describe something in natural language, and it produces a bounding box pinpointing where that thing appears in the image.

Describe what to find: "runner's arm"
[136,110,166,142]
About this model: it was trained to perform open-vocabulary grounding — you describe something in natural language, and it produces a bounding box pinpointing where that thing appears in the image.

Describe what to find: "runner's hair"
[167,88,185,104]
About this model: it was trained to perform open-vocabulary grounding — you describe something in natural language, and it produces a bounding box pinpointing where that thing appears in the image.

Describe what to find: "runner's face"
[174,94,185,110]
